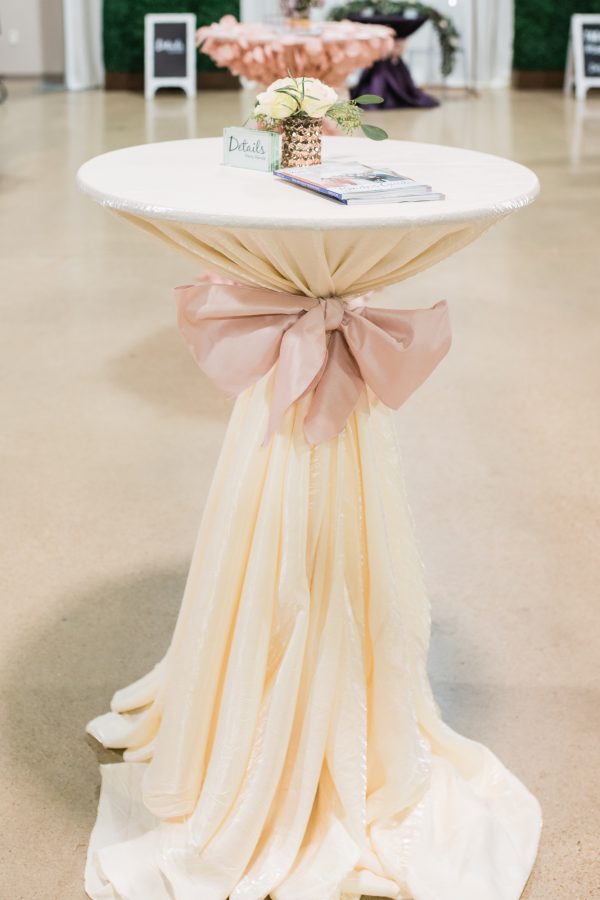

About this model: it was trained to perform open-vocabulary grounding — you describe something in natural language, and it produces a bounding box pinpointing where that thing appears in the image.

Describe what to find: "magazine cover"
[274,162,424,198]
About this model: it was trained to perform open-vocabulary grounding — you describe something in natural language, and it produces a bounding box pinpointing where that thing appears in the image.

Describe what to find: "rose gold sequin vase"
[281,116,322,167]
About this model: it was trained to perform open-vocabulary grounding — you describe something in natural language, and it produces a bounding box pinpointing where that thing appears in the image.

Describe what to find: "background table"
[347,14,439,109]
[78,137,542,900]
[196,15,395,87]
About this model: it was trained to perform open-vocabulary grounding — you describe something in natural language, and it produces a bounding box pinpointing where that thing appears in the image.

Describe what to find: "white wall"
[241,0,279,22]
[0,0,64,77]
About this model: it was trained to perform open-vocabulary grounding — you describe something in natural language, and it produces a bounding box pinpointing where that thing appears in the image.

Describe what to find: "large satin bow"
[175,281,451,446]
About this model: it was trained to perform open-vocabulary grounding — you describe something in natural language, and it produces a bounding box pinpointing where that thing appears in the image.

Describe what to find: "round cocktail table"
[78,137,541,900]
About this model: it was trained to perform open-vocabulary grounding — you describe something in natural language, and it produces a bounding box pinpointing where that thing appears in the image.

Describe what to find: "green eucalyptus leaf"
[354,94,384,105]
[361,123,388,141]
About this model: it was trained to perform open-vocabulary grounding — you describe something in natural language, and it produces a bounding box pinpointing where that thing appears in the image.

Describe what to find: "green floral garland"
[328,1,460,77]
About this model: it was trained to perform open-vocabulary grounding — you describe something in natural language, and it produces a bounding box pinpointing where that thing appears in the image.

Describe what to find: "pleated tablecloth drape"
[77,137,542,900]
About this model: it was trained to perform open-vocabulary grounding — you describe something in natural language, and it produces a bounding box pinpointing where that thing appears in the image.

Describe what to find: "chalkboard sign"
[583,23,600,78]
[564,15,600,100]
[144,14,197,99]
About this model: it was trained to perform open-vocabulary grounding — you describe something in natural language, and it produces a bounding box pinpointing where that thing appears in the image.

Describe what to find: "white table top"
[77,137,539,232]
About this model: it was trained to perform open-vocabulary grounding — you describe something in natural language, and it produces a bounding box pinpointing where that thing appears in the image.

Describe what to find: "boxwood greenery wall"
[104,0,600,79]
[103,0,239,74]
[514,0,600,71]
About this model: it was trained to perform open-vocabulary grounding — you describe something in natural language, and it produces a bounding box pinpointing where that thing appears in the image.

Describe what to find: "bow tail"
[264,305,328,444]
[303,332,364,446]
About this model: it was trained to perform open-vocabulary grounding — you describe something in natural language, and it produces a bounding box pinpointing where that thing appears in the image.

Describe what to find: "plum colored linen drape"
[85,215,541,900]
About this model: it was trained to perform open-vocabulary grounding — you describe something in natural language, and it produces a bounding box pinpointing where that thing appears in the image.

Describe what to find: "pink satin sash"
[175,281,451,446]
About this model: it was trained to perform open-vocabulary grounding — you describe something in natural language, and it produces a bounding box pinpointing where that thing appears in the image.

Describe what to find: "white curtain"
[63,0,104,90]
[402,0,513,89]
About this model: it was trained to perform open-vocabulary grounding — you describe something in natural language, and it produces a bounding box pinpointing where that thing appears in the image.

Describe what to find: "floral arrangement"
[328,1,460,77]
[281,0,325,16]
[252,76,388,140]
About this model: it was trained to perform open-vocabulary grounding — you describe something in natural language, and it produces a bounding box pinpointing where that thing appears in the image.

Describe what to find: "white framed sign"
[564,14,600,100]
[144,13,197,99]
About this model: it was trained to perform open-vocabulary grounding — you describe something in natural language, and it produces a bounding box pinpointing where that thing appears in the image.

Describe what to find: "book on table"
[273,161,445,205]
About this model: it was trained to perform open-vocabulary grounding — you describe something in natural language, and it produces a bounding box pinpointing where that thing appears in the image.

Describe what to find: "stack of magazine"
[274,162,444,206]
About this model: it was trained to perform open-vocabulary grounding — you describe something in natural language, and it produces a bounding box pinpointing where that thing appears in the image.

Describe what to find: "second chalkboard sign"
[564,14,600,100]
[144,14,197,99]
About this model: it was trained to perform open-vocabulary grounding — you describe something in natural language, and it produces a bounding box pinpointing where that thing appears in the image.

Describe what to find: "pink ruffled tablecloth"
[196,15,396,85]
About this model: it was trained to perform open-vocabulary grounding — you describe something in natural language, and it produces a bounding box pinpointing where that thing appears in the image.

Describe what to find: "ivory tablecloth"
[77,137,542,900]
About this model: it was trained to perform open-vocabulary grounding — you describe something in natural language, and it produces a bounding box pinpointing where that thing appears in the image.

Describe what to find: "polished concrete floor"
[0,81,599,899]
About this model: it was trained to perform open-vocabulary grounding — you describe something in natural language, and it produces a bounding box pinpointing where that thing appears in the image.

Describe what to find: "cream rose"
[254,77,338,120]
[255,85,299,119]
[299,78,338,117]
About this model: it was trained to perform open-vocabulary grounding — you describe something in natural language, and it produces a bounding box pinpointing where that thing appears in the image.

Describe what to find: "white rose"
[255,86,299,119]
[299,78,338,118]
[268,76,302,95]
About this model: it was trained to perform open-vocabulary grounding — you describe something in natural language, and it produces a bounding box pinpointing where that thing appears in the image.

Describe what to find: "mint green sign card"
[223,127,281,172]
